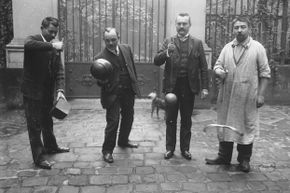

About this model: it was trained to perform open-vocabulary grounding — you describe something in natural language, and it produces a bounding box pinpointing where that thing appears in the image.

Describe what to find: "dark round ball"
[165,93,177,105]
[90,58,113,80]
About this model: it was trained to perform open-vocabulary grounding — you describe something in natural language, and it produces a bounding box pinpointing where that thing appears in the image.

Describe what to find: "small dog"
[148,91,166,119]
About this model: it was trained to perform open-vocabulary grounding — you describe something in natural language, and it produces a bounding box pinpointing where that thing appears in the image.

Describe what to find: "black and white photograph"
[0,0,290,192]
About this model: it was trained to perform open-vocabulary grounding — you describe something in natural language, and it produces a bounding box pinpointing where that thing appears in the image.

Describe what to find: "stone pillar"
[4,0,58,108]
[6,0,58,68]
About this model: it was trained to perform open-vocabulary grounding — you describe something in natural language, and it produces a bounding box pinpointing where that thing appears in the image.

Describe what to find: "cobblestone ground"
[0,99,290,193]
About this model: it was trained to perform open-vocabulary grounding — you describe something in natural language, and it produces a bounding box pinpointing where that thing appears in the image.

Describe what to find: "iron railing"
[58,0,167,63]
[205,0,289,66]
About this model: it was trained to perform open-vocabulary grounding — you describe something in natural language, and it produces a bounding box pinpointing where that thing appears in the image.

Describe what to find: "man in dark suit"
[154,13,209,160]
[95,27,140,163]
[22,17,69,169]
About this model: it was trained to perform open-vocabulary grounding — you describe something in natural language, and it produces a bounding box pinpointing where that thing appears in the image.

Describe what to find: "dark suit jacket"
[154,35,209,94]
[94,44,141,109]
[21,34,65,103]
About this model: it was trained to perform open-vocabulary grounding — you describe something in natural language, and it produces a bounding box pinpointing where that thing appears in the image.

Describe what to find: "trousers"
[23,97,58,163]
[165,77,195,152]
[218,141,253,163]
[102,88,135,154]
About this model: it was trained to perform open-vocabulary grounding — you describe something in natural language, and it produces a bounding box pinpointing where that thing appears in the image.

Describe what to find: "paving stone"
[207,182,229,192]
[117,167,133,175]
[73,162,91,168]
[106,184,133,193]
[68,175,88,186]
[5,187,33,193]
[186,172,208,183]
[80,186,106,193]
[154,166,176,173]
[0,177,19,188]
[33,186,57,193]
[207,173,232,182]
[263,181,282,191]
[39,169,60,177]
[175,166,198,174]
[246,173,269,181]
[64,168,81,175]
[160,182,182,191]
[227,181,249,192]
[111,175,128,184]
[52,162,73,169]
[17,170,37,177]
[142,174,165,183]
[129,175,142,183]
[166,173,187,182]
[247,181,267,191]
[81,168,96,175]
[136,166,154,174]
[47,175,68,186]
[97,167,118,174]
[22,177,48,187]
[276,181,290,191]
[89,175,111,185]
[135,184,159,192]
[183,182,206,192]
[58,186,79,193]
[53,153,78,162]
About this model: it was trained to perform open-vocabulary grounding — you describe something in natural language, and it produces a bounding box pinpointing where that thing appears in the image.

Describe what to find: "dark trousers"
[23,97,58,163]
[102,88,135,154]
[218,141,253,163]
[165,77,195,152]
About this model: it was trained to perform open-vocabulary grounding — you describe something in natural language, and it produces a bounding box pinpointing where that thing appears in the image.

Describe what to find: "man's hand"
[167,42,176,56]
[52,41,63,51]
[215,68,227,80]
[56,91,66,101]
[201,89,209,100]
[97,79,109,87]
[256,95,265,108]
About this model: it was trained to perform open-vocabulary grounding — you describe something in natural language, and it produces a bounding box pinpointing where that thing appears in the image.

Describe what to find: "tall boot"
[237,143,253,172]
[205,141,233,165]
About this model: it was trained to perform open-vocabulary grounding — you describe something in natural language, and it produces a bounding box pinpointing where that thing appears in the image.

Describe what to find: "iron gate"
[58,0,167,98]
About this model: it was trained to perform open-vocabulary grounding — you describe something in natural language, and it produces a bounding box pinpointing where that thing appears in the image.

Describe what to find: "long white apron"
[215,39,270,144]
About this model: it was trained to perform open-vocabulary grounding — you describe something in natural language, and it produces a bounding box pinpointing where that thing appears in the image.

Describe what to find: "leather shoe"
[181,151,192,160]
[164,150,174,159]
[239,160,250,173]
[118,142,138,148]
[205,156,230,165]
[46,146,70,154]
[103,153,114,163]
[35,160,53,169]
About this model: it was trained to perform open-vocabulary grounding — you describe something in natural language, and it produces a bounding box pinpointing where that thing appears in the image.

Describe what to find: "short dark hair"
[232,16,251,28]
[41,17,59,28]
[103,27,119,37]
[176,13,191,25]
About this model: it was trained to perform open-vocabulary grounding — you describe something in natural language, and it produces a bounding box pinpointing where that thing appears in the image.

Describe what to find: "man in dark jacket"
[154,13,209,160]
[95,27,140,163]
[22,17,69,169]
